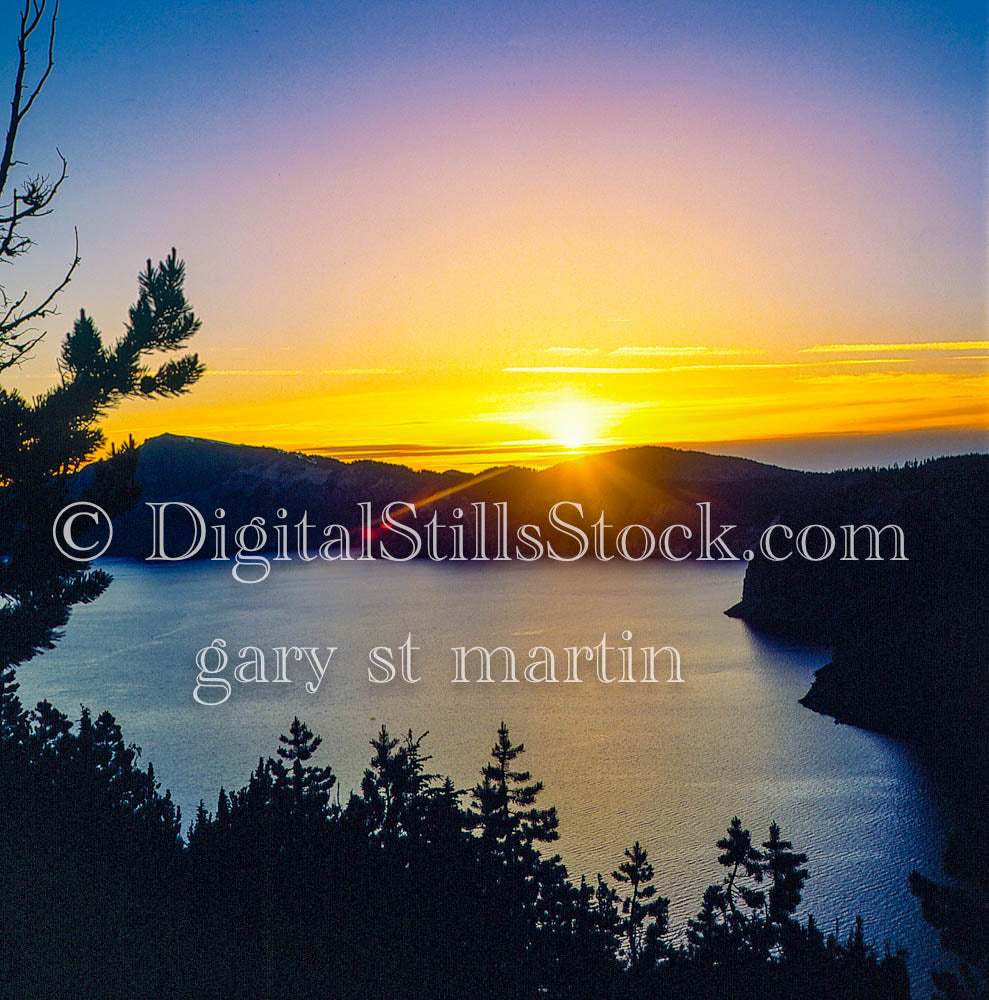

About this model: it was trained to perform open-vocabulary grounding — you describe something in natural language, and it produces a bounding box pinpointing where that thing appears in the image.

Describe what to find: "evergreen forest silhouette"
[0,692,915,1000]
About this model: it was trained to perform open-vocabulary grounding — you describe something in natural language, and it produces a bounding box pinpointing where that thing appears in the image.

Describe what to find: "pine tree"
[187,800,211,849]
[687,884,726,961]
[762,821,809,937]
[1,255,203,678]
[470,721,559,852]
[0,663,27,748]
[359,724,404,841]
[593,874,624,955]
[422,775,466,849]
[717,816,764,940]
[0,2,200,688]
[611,840,669,970]
[271,717,336,823]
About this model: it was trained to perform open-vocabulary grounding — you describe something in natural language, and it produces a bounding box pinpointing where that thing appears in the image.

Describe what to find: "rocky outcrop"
[727,454,989,790]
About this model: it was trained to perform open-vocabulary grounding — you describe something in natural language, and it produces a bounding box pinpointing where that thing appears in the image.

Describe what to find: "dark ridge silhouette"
[72,432,826,560]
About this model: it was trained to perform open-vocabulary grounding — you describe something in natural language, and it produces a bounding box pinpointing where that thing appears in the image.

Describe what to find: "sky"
[2,0,986,471]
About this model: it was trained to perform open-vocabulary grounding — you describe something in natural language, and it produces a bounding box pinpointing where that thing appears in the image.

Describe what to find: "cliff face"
[726,454,989,781]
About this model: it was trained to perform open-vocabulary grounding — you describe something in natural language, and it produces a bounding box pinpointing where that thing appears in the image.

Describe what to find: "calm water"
[18,558,951,995]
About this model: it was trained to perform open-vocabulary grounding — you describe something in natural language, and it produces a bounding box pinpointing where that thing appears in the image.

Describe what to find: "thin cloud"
[503,358,919,375]
[319,368,401,375]
[203,369,306,376]
[503,366,664,374]
[201,368,401,376]
[301,440,614,467]
[666,359,915,372]
[612,346,767,357]
[802,341,989,353]
[797,371,983,386]
[667,362,806,371]
[543,346,602,355]
[612,346,710,356]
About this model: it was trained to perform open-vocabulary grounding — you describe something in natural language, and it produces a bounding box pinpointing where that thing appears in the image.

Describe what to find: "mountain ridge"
[78,432,825,560]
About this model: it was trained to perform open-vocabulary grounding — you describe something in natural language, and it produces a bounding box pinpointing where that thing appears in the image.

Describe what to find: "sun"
[542,396,603,451]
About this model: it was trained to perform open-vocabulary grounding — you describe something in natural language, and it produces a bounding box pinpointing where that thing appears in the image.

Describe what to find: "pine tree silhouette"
[271,716,336,824]
[762,820,809,939]
[471,720,559,852]
[611,840,669,970]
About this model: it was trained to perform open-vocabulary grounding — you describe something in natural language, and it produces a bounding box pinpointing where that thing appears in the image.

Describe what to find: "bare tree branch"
[0,0,73,369]
[0,227,79,372]
[16,0,57,124]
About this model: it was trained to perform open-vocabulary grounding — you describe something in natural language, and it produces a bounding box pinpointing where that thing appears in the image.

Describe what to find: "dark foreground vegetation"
[0,678,915,999]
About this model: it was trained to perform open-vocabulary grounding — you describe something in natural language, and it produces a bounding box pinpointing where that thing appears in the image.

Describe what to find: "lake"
[17,557,951,995]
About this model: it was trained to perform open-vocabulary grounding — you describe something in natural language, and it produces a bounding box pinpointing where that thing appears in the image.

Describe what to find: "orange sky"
[3,4,985,471]
[78,344,984,470]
